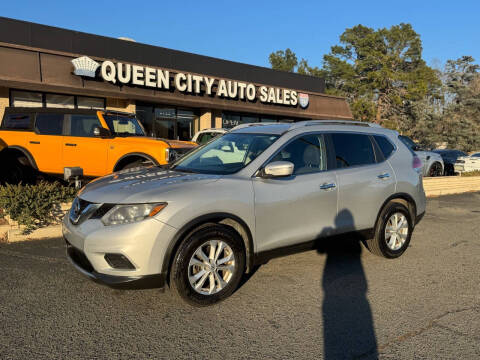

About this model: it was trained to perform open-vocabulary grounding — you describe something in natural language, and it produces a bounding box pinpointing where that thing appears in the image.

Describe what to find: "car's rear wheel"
[170,224,245,306]
[365,202,413,258]
[428,162,443,177]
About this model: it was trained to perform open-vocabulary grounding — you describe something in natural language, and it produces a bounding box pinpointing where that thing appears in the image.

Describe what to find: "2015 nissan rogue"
[63,120,426,306]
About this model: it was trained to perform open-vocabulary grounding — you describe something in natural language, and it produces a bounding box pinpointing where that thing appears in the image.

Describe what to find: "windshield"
[103,114,145,137]
[171,133,279,174]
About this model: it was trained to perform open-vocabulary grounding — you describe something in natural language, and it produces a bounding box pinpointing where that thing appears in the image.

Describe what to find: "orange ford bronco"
[0,107,196,182]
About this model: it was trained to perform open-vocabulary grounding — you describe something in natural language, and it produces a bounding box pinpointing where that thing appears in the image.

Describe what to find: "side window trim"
[369,135,385,163]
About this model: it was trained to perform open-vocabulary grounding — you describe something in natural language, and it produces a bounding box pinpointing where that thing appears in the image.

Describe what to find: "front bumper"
[66,240,166,288]
[62,213,177,286]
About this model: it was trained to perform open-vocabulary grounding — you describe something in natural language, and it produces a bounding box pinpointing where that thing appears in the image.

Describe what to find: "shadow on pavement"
[317,209,378,359]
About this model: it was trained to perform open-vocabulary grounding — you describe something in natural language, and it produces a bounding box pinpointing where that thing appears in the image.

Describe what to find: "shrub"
[460,170,480,177]
[0,181,77,233]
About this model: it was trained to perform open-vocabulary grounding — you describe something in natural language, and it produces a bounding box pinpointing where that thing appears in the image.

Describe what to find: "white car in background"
[192,128,227,144]
[454,152,480,173]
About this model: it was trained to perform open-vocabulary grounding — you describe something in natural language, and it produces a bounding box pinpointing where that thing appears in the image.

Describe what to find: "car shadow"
[316,209,378,359]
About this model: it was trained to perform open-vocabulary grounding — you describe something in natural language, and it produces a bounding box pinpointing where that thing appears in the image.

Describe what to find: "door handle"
[65,143,77,147]
[378,173,390,179]
[320,183,336,190]
[29,141,40,144]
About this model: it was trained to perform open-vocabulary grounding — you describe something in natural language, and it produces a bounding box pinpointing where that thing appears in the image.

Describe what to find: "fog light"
[104,254,135,270]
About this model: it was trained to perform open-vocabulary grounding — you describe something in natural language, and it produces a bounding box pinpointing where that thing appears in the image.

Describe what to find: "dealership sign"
[71,56,309,108]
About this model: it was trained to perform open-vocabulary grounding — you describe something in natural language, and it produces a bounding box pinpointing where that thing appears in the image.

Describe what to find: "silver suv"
[63,121,426,306]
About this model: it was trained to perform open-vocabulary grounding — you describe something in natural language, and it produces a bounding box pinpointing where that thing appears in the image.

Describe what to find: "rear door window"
[2,114,32,129]
[331,133,376,168]
[373,135,395,159]
[35,113,64,135]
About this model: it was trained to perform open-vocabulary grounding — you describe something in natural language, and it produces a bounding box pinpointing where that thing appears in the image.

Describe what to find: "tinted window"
[35,114,63,135]
[197,132,219,144]
[271,134,327,175]
[331,133,375,168]
[472,153,480,158]
[398,135,417,156]
[374,135,395,159]
[2,114,31,129]
[68,115,101,137]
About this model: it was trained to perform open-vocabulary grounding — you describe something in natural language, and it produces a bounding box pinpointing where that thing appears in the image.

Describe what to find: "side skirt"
[253,229,374,266]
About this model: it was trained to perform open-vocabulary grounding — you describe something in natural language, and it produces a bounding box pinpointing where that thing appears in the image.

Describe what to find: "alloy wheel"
[188,240,236,295]
[385,212,409,251]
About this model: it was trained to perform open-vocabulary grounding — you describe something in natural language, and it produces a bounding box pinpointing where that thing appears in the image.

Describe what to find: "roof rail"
[230,123,279,131]
[288,120,383,130]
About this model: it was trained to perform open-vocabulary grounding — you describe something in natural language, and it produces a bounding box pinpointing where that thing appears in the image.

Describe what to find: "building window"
[11,90,43,107]
[10,89,105,110]
[136,102,197,141]
[222,112,282,129]
[46,94,75,109]
[77,96,105,109]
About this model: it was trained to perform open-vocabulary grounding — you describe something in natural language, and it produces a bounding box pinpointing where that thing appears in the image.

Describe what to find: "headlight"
[101,203,167,226]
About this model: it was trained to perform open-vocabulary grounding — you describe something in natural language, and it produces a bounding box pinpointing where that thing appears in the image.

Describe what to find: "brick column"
[0,87,9,125]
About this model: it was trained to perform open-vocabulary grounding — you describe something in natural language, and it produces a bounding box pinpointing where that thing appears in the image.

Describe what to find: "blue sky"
[1,0,479,70]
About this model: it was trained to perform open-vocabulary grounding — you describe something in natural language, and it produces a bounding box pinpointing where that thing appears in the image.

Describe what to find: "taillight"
[413,156,423,173]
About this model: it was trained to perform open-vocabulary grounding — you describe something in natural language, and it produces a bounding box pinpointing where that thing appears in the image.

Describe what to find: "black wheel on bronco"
[119,158,155,171]
[365,202,413,258]
[170,224,246,306]
[1,157,36,184]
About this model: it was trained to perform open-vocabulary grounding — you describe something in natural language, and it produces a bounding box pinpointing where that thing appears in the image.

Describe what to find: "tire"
[365,202,413,258]
[2,157,36,184]
[428,162,443,177]
[170,224,246,306]
[121,159,153,170]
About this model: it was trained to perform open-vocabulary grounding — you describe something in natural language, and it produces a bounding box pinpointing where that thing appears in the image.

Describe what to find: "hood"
[158,138,197,148]
[113,136,196,148]
[79,167,220,204]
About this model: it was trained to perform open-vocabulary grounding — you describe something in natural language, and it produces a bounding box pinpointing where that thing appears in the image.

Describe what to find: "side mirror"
[261,161,294,178]
[93,126,111,138]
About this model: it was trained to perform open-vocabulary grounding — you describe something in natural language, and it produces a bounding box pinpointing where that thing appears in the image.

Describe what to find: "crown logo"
[71,56,100,77]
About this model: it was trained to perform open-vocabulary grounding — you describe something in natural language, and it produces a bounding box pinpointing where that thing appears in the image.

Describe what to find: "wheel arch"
[375,193,418,229]
[113,152,159,171]
[162,213,255,281]
[1,145,38,170]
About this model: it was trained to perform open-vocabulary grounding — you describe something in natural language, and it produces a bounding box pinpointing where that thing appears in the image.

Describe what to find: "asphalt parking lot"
[1,193,479,360]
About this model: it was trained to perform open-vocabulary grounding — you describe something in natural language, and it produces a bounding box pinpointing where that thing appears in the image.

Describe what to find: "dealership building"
[0,17,352,141]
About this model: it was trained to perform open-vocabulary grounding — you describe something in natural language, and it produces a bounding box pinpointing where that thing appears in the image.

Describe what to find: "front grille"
[169,147,194,162]
[66,242,94,273]
[69,197,102,225]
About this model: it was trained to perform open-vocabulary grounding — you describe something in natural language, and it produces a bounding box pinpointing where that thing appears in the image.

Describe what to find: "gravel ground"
[0,192,479,359]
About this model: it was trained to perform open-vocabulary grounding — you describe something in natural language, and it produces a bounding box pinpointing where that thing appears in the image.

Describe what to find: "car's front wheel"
[170,224,245,306]
[365,202,413,258]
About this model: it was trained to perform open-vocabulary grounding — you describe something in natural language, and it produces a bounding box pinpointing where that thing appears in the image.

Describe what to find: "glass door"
[177,110,195,141]
[154,108,176,139]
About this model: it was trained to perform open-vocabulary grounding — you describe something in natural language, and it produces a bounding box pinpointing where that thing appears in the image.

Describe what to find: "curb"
[1,225,63,243]
[424,176,480,197]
